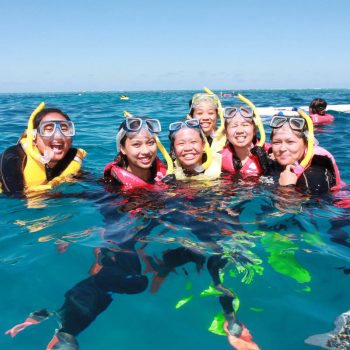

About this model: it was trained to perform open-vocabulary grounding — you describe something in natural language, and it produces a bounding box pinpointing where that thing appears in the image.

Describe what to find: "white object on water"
[257,105,350,116]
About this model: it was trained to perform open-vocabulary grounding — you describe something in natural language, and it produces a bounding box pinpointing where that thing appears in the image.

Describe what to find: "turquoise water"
[0,90,349,350]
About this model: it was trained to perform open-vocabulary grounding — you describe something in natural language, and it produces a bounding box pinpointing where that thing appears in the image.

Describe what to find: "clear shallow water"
[0,90,349,350]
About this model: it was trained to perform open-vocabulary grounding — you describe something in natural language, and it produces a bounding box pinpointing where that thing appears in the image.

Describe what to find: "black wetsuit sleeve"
[0,145,26,193]
[297,156,336,194]
[250,145,274,175]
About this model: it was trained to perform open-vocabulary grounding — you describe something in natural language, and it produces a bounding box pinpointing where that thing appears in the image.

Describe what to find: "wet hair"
[309,98,327,114]
[33,108,70,129]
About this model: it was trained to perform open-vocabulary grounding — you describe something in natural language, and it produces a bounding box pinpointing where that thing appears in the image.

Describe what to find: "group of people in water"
[1,91,345,350]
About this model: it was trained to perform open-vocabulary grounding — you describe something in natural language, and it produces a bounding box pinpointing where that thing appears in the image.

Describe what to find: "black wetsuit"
[267,154,337,194]
[0,144,79,194]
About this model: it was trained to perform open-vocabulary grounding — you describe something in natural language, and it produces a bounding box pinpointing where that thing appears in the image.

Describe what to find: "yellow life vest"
[20,136,87,192]
[172,153,222,181]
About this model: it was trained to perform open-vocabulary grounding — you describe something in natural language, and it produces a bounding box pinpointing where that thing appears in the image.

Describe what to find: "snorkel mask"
[269,109,315,175]
[188,88,225,136]
[168,118,213,173]
[234,94,266,147]
[118,112,174,174]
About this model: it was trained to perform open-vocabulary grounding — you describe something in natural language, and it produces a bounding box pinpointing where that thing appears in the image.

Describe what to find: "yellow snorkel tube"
[297,108,314,169]
[237,94,266,147]
[123,111,174,175]
[201,138,213,170]
[25,102,51,164]
[203,87,225,133]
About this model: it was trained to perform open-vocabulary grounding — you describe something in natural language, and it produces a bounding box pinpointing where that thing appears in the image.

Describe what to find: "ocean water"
[0,89,349,350]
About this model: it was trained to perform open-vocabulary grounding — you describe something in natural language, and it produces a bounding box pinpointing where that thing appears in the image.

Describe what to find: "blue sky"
[0,0,349,92]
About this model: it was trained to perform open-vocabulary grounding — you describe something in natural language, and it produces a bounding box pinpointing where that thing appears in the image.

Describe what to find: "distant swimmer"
[0,104,86,194]
[120,95,129,100]
[309,98,335,125]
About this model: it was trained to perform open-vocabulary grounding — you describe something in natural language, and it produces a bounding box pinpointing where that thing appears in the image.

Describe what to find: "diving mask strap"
[237,94,266,147]
[25,102,52,164]
[203,87,224,133]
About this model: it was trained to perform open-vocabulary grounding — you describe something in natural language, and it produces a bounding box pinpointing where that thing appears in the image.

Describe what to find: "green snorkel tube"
[25,102,52,164]
[123,110,174,175]
[237,94,266,147]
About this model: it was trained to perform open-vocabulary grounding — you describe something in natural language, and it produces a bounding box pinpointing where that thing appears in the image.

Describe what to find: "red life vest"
[221,143,270,177]
[310,113,334,125]
[103,157,167,191]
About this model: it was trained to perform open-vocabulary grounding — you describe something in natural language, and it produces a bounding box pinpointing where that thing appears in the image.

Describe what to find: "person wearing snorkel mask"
[222,106,270,177]
[168,119,221,179]
[0,106,86,194]
[268,113,342,194]
[103,116,167,190]
[188,92,227,153]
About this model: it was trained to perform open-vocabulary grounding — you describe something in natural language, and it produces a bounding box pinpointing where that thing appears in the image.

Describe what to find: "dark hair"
[168,126,206,163]
[309,98,327,114]
[114,133,128,168]
[33,108,70,129]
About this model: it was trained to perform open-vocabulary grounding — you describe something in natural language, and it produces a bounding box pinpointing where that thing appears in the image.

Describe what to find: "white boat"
[257,104,350,116]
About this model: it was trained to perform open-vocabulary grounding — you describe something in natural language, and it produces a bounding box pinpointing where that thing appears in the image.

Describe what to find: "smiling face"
[225,115,255,149]
[120,129,157,176]
[192,101,218,136]
[173,128,204,170]
[271,124,306,167]
[34,113,73,167]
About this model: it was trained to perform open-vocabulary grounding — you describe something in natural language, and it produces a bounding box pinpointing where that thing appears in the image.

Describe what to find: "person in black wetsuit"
[0,106,85,194]
[267,114,340,194]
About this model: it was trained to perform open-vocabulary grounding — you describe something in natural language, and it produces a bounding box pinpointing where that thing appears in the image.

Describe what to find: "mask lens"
[270,116,287,128]
[169,122,183,132]
[126,118,142,131]
[59,121,75,137]
[240,107,253,118]
[145,119,161,133]
[38,121,75,137]
[289,118,305,131]
[224,107,238,119]
[39,122,56,137]
[186,119,200,127]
